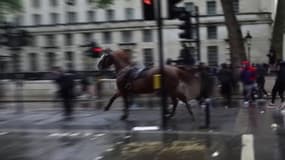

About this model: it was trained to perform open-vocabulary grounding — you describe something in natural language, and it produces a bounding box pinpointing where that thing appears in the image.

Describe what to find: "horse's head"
[97,49,131,71]
[97,53,114,70]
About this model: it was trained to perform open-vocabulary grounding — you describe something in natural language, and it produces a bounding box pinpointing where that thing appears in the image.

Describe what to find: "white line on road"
[242,134,255,160]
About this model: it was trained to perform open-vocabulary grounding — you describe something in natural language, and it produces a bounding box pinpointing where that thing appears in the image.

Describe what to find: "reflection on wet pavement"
[0,131,241,160]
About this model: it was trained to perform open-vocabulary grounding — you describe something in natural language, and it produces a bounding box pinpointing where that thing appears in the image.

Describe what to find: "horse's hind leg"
[121,94,129,120]
[104,92,120,111]
[169,97,178,118]
[176,91,195,121]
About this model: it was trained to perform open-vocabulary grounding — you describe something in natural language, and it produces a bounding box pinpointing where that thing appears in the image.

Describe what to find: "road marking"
[0,128,237,136]
[241,134,255,160]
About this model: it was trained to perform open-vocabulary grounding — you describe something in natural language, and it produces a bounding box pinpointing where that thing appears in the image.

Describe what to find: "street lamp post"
[245,31,252,62]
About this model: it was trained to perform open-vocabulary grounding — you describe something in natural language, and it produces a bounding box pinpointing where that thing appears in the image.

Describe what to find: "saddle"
[124,66,149,90]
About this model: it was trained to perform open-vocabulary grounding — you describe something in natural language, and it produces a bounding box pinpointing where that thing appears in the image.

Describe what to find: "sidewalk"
[0,76,277,102]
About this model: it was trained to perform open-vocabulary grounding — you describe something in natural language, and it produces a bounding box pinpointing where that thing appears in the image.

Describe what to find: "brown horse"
[97,50,204,120]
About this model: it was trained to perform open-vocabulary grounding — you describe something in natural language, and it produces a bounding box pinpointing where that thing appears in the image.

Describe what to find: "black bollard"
[199,99,211,129]
[205,101,210,128]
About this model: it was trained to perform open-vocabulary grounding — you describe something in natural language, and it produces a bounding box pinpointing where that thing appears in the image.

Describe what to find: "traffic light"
[168,0,192,39]
[142,0,155,20]
[178,11,192,39]
[85,42,103,58]
[168,0,183,19]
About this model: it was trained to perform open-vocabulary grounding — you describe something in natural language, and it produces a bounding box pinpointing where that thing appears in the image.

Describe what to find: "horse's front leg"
[104,92,121,111]
[169,97,178,118]
[121,94,129,120]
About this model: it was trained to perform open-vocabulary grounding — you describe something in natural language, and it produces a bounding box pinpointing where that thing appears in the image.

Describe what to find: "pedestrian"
[269,61,285,106]
[256,64,268,98]
[267,48,276,74]
[52,67,75,120]
[178,43,195,66]
[198,63,214,100]
[218,63,233,108]
[80,76,90,96]
[240,61,257,105]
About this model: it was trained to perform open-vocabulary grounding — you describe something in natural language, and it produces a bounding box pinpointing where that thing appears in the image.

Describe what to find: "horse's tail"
[175,67,201,100]
[176,68,192,84]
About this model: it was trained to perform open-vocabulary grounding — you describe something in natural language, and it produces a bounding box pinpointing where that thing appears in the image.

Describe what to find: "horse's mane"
[112,50,131,65]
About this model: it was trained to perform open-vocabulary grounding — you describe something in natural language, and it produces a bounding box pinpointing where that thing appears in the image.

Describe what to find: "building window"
[28,53,38,72]
[103,32,112,44]
[121,31,133,43]
[64,33,73,46]
[14,16,23,26]
[185,2,194,13]
[233,0,239,13]
[32,14,42,25]
[46,35,56,46]
[67,0,76,5]
[143,30,153,42]
[29,36,36,46]
[66,12,77,23]
[65,52,74,71]
[50,0,58,6]
[83,33,92,42]
[207,26,217,39]
[11,53,20,72]
[106,9,114,21]
[87,10,96,22]
[32,0,40,8]
[50,13,59,24]
[0,60,7,73]
[207,46,218,66]
[143,48,154,67]
[207,1,216,15]
[125,8,134,20]
[46,52,56,70]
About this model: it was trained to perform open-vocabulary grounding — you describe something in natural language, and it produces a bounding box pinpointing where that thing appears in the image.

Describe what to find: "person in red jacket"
[240,61,257,104]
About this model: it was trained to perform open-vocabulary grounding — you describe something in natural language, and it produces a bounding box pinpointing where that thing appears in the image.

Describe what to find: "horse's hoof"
[166,113,174,119]
[120,115,128,120]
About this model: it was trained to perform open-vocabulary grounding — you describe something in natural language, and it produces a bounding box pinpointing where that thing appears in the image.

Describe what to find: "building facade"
[1,0,276,72]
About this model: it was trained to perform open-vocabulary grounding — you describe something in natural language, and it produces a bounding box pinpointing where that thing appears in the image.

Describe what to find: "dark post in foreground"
[155,0,168,129]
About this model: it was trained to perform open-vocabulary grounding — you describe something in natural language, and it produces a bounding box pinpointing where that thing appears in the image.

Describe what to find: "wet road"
[0,131,241,160]
[0,99,284,159]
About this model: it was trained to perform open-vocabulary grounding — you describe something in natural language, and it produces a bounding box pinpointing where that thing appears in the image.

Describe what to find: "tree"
[220,0,246,90]
[271,0,285,59]
[0,0,22,20]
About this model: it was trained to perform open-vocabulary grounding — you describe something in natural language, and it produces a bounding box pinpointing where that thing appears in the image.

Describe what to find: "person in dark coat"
[256,64,268,98]
[267,48,276,66]
[178,43,195,66]
[270,61,285,106]
[198,63,214,100]
[80,76,90,94]
[218,63,233,107]
[52,67,75,119]
[267,48,276,74]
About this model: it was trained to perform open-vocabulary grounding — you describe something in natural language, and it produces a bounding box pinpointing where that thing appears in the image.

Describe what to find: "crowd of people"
[216,60,285,108]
